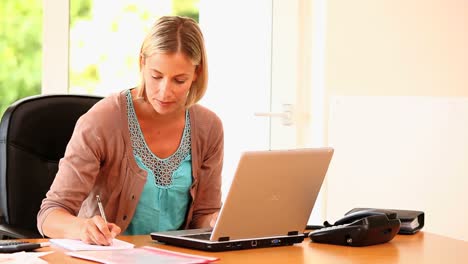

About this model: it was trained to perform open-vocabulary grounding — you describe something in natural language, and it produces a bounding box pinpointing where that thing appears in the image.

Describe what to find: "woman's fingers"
[80,216,115,245]
[92,216,113,244]
[108,223,122,238]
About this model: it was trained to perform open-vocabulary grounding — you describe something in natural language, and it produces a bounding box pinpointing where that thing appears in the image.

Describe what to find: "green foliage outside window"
[69,0,199,95]
[172,0,199,22]
[0,0,93,117]
[0,1,42,117]
[0,0,199,117]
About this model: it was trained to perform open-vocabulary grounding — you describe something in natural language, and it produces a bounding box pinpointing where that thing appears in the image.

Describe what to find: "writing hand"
[79,215,121,245]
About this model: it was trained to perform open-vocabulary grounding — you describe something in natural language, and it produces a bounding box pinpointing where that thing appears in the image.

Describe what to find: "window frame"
[42,0,70,94]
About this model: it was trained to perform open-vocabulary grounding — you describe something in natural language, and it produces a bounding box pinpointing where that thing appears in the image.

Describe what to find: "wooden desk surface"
[27,232,468,263]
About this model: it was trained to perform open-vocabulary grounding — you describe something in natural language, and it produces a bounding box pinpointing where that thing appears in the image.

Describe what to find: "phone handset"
[309,210,401,246]
[332,209,397,226]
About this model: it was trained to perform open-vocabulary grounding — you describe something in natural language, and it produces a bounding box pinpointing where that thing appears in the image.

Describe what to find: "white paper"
[50,238,134,251]
[0,251,52,264]
[66,246,219,264]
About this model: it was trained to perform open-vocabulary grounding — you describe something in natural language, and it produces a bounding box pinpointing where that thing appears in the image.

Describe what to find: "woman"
[37,16,223,245]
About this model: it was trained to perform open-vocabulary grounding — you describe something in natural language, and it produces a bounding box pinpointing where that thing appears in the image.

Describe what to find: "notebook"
[151,147,334,251]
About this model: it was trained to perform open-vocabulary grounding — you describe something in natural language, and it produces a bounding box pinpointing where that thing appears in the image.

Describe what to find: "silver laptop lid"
[211,147,334,241]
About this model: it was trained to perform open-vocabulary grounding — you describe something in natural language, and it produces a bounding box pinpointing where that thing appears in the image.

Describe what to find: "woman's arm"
[37,99,122,244]
[42,209,120,245]
[190,113,224,228]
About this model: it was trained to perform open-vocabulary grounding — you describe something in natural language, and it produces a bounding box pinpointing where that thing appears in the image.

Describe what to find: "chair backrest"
[0,94,102,237]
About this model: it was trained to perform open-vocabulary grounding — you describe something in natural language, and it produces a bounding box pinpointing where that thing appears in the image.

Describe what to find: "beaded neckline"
[125,90,191,186]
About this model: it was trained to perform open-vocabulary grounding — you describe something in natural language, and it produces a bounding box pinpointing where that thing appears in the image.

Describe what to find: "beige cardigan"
[37,90,223,235]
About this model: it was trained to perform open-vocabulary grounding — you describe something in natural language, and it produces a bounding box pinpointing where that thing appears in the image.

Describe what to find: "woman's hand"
[79,216,121,245]
[210,211,219,228]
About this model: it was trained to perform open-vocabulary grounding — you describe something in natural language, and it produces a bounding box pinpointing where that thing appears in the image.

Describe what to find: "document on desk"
[0,251,52,264]
[66,246,219,264]
[49,238,134,251]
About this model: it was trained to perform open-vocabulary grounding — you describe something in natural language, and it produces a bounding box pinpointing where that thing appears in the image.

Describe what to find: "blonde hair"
[137,16,208,107]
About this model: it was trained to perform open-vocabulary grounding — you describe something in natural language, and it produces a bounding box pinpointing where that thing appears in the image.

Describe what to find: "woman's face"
[142,52,197,116]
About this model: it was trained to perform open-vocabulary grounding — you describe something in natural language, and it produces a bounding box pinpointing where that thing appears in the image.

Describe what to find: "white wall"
[323,0,468,240]
[327,96,468,241]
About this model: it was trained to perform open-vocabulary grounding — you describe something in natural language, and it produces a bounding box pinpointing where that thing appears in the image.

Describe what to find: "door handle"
[254,104,293,126]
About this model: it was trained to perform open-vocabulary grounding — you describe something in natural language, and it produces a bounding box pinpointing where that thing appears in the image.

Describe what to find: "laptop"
[151,147,334,251]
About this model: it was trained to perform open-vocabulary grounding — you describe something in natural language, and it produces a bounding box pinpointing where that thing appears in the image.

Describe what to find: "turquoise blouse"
[124,90,192,235]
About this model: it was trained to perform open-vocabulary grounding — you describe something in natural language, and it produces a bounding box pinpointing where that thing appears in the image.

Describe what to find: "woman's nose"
[159,79,173,98]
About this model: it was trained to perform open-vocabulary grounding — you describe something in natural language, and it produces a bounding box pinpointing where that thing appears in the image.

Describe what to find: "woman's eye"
[151,75,162,80]
[175,79,186,84]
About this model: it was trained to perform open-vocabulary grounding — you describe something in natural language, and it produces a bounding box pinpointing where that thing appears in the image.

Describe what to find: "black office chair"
[0,94,102,238]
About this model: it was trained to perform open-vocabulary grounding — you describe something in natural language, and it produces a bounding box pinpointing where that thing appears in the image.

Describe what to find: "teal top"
[124,90,192,235]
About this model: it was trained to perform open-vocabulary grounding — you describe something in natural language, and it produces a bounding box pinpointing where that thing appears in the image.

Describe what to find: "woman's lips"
[155,99,173,107]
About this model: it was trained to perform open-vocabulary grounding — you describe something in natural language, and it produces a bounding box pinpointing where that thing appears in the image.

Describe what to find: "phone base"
[309,214,400,247]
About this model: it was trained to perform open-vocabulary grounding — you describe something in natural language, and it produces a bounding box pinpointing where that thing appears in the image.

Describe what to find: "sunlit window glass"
[0,1,42,116]
[69,0,199,96]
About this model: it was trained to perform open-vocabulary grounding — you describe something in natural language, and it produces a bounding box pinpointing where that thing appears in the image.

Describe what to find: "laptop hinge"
[218,236,230,242]
[288,231,299,236]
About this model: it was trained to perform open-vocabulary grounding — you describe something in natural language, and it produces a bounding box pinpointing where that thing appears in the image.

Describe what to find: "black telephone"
[308,209,401,246]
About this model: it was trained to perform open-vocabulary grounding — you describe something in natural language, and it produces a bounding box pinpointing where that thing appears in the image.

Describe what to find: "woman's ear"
[193,65,201,82]
[139,55,146,69]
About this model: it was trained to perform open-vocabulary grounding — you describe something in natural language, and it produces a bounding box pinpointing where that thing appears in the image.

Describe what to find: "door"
[200,0,326,224]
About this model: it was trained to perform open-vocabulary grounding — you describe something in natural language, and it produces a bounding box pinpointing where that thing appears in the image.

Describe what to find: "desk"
[27,232,468,263]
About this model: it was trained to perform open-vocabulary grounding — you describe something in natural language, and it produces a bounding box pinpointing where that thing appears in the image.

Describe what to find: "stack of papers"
[401,217,420,230]
[50,238,218,263]
[49,238,134,251]
[66,246,219,264]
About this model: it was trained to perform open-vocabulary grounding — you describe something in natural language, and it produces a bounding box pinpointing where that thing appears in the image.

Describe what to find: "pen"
[96,195,114,246]
[96,194,108,224]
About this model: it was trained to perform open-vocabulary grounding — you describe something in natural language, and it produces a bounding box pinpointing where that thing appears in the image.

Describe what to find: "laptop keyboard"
[183,233,212,240]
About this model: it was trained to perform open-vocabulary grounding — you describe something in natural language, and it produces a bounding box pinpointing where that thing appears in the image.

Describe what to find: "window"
[0,1,43,116]
[69,0,199,96]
